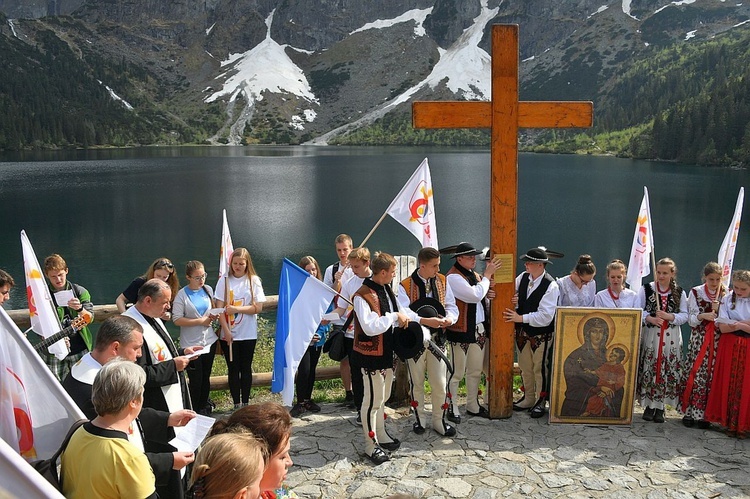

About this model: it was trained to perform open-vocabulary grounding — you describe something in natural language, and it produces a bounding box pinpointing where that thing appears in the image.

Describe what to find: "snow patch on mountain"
[655,0,698,14]
[622,0,638,19]
[205,9,317,104]
[350,8,433,37]
[308,0,498,144]
[588,5,609,18]
[98,80,133,110]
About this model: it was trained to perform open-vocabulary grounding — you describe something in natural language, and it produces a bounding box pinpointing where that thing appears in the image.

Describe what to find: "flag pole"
[644,188,660,312]
[357,210,389,248]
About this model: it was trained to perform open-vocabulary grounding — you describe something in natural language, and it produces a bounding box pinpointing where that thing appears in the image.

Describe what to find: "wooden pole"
[488,25,518,419]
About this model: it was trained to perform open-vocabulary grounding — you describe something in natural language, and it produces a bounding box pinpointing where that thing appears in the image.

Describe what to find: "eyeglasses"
[577,273,594,284]
[155,260,174,271]
[189,274,207,281]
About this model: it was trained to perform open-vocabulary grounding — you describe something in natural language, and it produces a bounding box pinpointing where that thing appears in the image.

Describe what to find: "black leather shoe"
[682,416,694,428]
[653,409,665,423]
[642,407,655,421]
[356,413,362,425]
[466,406,490,419]
[367,447,390,465]
[696,420,711,429]
[436,423,456,437]
[413,422,425,435]
[446,409,461,424]
[513,399,535,411]
[380,439,400,452]
[529,399,547,419]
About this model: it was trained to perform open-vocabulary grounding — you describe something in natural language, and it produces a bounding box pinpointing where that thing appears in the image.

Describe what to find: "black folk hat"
[439,242,483,258]
[392,321,425,361]
[409,297,446,334]
[520,246,565,264]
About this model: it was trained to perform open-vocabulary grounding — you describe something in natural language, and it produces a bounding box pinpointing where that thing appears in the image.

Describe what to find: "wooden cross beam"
[413,24,593,419]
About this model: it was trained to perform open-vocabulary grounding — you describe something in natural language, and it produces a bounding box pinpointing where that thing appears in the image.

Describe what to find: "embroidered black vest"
[351,278,397,370]
[517,272,555,337]
[445,264,487,344]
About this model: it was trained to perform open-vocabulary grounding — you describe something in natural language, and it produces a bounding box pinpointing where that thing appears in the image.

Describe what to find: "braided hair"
[657,258,681,309]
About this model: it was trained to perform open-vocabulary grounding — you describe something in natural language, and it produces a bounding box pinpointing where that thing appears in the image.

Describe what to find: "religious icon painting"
[549,307,642,425]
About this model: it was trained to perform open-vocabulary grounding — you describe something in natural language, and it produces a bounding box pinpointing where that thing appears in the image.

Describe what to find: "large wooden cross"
[413,24,594,418]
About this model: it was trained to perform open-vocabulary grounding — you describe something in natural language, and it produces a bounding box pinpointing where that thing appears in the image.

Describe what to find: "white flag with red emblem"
[218,209,234,280]
[20,230,66,360]
[386,158,439,249]
[0,307,84,464]
[718,187,744,289]
[626,187,655,296]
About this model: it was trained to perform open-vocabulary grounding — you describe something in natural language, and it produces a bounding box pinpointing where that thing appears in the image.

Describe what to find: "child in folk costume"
[216,248,266,409]
[680,262,724,429]
[557,255,597,307]
[637,257,688,423]
[705,270,750,438]
[594,260,640,309]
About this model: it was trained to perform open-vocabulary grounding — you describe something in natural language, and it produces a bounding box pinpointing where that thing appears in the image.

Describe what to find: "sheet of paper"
[169,414,215,453]
[184,348,211,360]
[322,312,340,321]
[54,290,76,305]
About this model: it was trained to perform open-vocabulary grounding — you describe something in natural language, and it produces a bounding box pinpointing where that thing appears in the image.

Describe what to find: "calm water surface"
[1,146,748,314]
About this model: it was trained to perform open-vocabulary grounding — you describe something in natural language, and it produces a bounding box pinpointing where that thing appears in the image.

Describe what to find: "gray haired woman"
[61,359,157,499]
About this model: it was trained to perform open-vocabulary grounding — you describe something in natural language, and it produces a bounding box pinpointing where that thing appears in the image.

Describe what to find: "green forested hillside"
[534,27,750,166]
[0,15,223,150]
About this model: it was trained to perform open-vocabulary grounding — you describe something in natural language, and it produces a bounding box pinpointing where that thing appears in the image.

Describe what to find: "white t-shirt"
[215,274,266,341]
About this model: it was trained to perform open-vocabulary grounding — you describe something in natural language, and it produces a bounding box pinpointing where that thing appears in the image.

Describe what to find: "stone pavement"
[284,403,750,498]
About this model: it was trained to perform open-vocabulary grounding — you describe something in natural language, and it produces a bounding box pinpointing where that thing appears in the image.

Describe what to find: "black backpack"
[30,419,87,491]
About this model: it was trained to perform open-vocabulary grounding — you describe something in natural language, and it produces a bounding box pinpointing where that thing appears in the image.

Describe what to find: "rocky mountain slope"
[1,0,748,152]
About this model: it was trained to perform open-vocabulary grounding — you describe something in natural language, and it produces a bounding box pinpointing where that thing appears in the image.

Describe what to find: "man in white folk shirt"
[350,252,443,464]
[397,247,459,436]
[503,247,561,418]
[445,243,502,421]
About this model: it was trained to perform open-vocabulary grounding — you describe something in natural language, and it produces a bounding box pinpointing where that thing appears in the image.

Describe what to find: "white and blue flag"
[272,259,337,406]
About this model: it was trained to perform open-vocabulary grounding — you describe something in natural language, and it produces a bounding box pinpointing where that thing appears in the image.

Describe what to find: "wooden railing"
[7,294,518,392]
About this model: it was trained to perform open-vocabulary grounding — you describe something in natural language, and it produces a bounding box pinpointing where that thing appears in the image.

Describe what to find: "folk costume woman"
[637,257,688,423]
[557,255,597,307]
[594,260,640,309]
[705,270,750,438]
[216,248,266,409]
[680,262,723,429]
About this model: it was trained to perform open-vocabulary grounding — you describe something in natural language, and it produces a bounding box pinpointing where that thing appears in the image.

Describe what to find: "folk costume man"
[503,247,561,418]
[397,247,458,436]
[62,315,195,499]
[351,252,429,465]
[445,243,501,421]
[124,279,197,414]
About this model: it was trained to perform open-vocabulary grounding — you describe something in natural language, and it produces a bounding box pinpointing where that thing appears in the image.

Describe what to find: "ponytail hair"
[189,430,267,499]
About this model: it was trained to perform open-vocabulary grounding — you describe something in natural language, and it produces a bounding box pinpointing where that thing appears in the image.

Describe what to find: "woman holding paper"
[705,269,750,437]
[290,256,331,417]
[216,248,266,409]
[173,260,219,416]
